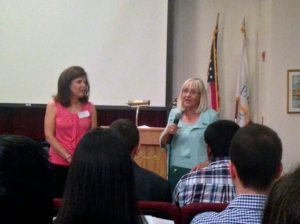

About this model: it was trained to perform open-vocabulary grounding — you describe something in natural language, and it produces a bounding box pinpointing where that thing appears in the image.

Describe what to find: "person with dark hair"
[0,135,53,224]
[160,77,219,191]
[263,164,300,224]
[44,65,98,197]
[110,118,172,202]
[192,123,283,224]
[173,120,239,207]
[54,128,144,224]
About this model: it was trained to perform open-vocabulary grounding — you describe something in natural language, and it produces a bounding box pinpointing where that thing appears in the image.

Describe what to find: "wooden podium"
[133,127,167,179]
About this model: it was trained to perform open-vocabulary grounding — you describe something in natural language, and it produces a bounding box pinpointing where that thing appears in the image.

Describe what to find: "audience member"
[0,135,53,224]
[160,77,219,191]
[263,164,300,224]
[173,120,239,207]
[54,128,144,224]
[44,65,98,197]
[191,123,283,224]
[110,118,172,202]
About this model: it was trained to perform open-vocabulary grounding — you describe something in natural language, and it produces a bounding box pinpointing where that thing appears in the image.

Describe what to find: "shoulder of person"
[167,108,182,125]
[46,99,58,110]
[169,108,181,118]
[87,100,94,106]
[82,101,95,109]
[47,99,55,106]
[137,165,168,185]
[202,109,219,121]
[149,171,169,185]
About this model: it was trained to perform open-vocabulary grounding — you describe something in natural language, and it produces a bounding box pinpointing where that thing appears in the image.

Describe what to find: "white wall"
[172,0,261,119]
[172,0,300,172]
[266,0,300,172]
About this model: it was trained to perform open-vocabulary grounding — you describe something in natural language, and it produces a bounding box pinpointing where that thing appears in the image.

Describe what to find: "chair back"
[53,198,226,224]
[180,202,227,224]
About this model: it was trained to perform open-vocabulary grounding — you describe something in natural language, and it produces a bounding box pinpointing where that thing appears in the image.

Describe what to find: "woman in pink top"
[44,66,98,197]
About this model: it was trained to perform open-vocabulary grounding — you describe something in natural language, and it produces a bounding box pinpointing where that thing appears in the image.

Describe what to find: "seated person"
[191,123,283,224]
[110,119,172,202]
[263,164,300,224]
[0,135,53,224]
[54,128,144,224]
[173,120,239,207]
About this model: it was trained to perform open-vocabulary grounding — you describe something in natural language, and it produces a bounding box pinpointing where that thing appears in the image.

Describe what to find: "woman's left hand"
[191,160,209,171]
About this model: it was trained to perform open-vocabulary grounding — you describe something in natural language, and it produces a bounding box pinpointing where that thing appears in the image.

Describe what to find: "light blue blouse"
[167,108,219,169]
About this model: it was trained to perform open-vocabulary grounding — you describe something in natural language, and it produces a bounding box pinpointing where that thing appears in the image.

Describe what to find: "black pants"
[168,166,190,192]
[50,163,69,198]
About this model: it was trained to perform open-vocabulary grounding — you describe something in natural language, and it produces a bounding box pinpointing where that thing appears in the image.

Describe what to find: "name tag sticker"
[78,111,90,118]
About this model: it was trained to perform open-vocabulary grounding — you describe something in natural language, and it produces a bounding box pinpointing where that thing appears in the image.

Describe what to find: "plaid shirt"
[191,194,267,224]
[172,157,236,207]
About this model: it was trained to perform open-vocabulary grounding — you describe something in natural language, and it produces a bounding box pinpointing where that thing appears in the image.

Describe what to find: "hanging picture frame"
[287,69,300,113]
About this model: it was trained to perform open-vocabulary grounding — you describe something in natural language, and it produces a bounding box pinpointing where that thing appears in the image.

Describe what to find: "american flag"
[207,14,220,112]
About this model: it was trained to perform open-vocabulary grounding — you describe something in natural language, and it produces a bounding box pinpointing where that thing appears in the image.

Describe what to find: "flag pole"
[207,13,221,112]
[235,17,246,123]
[214,13,220,110]
[234,100,239,122]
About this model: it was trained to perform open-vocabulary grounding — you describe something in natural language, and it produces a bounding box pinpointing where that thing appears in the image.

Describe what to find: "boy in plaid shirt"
[173,120,239,207]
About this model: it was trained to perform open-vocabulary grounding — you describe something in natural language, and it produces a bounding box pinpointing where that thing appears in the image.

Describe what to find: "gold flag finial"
[241,17,246,37]
[214,13,220,35]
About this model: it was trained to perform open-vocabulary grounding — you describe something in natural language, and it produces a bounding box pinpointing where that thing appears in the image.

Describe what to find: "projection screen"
[0,0,168,107]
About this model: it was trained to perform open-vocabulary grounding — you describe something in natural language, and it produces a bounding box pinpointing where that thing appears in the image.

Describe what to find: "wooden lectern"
[134,127,167,179]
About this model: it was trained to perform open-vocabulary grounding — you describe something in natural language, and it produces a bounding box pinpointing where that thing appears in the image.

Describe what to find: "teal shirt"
[167,108,219,169]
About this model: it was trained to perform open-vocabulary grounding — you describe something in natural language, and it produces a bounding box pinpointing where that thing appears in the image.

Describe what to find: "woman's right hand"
[166,123,179,135]
[65,155,72,164]
[160,123,179,148]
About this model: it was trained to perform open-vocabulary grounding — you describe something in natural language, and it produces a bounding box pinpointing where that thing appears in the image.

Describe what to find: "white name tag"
[78,110,90,118]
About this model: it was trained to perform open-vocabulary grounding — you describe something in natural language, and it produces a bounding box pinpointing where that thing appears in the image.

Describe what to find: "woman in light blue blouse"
[160,77,219,190]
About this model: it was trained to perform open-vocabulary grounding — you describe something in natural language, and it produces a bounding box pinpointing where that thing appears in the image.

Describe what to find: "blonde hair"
[177,77,208,113]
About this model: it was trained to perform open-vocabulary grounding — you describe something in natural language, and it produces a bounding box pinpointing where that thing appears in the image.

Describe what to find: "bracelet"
[65,154,72,160]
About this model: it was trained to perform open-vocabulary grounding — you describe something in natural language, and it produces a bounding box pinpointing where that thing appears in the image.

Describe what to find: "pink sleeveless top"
[49,101,93,166]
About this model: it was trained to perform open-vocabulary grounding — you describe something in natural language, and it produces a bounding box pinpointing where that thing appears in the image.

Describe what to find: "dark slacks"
[50,163,69,198]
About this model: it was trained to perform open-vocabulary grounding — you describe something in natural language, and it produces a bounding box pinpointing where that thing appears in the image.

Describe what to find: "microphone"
[168,112,182,144]
[173,112,182,125]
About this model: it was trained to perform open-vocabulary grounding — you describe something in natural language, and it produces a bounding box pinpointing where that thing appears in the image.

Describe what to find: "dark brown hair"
[55,128,143,224]
[110,119,139,154]
[54,66,90,107]
[229,123,282,191]
[263,165,300,224]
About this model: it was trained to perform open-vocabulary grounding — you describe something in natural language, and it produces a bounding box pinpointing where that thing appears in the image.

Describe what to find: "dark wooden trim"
[166,0,175,106]
[0,106,168,140]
